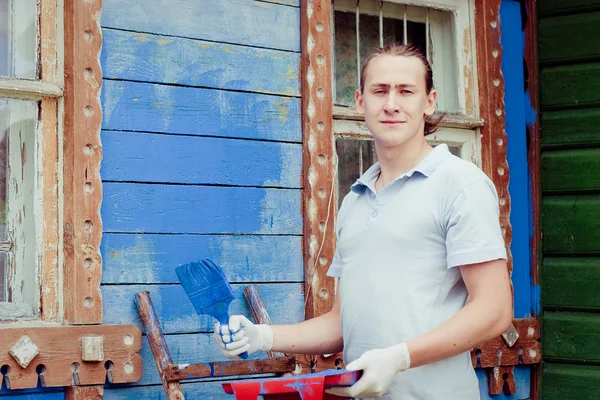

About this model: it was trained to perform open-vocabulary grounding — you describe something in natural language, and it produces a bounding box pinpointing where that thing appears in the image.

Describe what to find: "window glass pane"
[0,0,38,78]
[0,252,6,301]
[336,138,377,207]
[333,0,457,112]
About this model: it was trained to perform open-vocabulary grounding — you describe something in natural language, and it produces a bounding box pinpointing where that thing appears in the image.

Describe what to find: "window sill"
[333,105,484,129]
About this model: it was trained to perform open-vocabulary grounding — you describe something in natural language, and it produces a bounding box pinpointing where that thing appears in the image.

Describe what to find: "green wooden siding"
[539,1,600,398]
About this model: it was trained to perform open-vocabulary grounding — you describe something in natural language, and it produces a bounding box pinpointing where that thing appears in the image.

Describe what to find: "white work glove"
[325,343,411,398]
[213,315,273,359]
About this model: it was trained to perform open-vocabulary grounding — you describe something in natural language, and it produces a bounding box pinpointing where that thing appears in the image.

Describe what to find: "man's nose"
[383,93,400,113]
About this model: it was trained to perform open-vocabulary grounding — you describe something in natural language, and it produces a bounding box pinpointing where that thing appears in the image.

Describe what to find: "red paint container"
[221,369,361,400]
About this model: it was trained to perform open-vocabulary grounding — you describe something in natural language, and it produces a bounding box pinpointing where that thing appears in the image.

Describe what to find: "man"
[213,43,513,399]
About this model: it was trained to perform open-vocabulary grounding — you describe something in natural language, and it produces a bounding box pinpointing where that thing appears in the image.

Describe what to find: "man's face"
[355,55,437,150]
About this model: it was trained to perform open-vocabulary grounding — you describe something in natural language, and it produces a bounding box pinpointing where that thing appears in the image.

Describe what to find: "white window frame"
[0,0,63,321]
[331,0,482,170]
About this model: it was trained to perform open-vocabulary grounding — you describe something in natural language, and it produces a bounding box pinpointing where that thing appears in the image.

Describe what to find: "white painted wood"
[0,78,63,99]
[81,336,104,362]
[8,334,39,368]
[5,99,38,317]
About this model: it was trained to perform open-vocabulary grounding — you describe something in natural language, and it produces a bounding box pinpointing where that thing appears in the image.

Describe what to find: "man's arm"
[214,281,343,358]
[271,283,343,354]
[326,258,512,398]
[406,258,513,367]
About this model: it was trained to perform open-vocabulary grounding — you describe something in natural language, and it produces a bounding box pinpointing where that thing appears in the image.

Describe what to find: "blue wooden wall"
[99,0,303,398]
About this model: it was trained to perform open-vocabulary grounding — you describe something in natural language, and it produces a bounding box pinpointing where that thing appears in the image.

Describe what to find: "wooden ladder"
[136,285,296,400]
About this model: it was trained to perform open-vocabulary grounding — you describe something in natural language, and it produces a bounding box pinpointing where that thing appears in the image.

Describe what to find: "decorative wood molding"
[300,0,337,322]
[474,0,513,276]
[63,0,104,324]
[0,325,142,390]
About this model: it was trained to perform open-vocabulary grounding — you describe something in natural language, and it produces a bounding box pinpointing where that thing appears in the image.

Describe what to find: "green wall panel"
[542,257,600,309]
[542,149,600,192]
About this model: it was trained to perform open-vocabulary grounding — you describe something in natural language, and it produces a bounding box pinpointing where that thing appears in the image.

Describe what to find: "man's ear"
[355,89,365,114]
[424,89,437,117]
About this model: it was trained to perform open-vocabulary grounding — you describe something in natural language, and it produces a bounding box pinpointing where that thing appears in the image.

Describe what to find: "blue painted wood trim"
[501,0,534,320]
[101,131,302,188]
[102,283,304,334]
[101,182,302,235]
[101,0,300,52]
[102,80,301,143]
[101,29,300,97]
[101,234,303,284]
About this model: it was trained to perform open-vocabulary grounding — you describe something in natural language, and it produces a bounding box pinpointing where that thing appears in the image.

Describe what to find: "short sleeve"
[445,179,507,268]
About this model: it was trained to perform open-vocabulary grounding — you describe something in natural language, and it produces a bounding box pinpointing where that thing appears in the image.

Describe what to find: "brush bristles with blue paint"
[176,259,248,359]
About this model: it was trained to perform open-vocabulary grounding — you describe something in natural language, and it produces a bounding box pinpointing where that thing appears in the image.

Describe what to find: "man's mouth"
[380,120,406,125]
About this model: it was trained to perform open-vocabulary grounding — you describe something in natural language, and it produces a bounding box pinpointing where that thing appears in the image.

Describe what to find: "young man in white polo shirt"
[213,44,513,399]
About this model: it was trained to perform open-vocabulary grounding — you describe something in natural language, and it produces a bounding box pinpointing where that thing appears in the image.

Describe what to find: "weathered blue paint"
[0,389,63,398]
[259,0,299,7]
[101,234,303,284]
[102,283,304,334]
[101,29,300,97]
[493,1,532,398]
[101,0,300,52]
[101,182,302,235]
[101,80,301,143]
[476,366,531,400]
[501,0,533,319]
[101,131,302,188]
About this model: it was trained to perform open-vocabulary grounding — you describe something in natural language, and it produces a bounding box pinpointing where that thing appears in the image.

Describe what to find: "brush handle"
[218,314,248,359]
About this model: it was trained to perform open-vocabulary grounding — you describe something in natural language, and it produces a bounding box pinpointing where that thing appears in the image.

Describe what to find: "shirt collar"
[351,144,452,194]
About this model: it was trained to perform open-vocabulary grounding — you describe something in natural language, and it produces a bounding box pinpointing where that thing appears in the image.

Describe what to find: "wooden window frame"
[300,0,511,368]
[0,0,104,326]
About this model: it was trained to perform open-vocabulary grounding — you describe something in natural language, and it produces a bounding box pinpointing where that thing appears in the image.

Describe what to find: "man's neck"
[374,135,432,192]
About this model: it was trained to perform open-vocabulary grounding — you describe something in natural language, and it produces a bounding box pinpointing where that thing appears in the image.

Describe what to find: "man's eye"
[402,90,413,95]
[374,90,386,94]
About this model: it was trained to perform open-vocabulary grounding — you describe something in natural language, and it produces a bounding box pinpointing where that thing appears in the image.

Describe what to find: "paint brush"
[175,258,248,359]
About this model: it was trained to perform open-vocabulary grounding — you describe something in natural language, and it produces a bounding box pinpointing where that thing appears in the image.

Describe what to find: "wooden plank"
[541,108,600,147]
[101,131,302,188]
[543,311,600,362]
[102,80,301,143]
[541,149,600,192]
[542,257,600,309]
[40,98,60,322]
[101,183,302,235]
[541,63,600,109]
[165,357,296,381]
[0,325,142,389]
[244,285,284,358]
[0,391,65,399]
[101,29,299,97]
[539,0,600,17]
[259,0,299,6]
[63,0,104,324]
[542,195,600,253]
[102,283,304,335]
[542,362,600,399]
[539,12,600,64]
[101,234,303,284]
[101,0,300,52]
[66,386,103,400]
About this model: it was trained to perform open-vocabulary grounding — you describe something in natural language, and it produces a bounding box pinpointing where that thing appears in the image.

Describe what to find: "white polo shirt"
[327,144,507,400]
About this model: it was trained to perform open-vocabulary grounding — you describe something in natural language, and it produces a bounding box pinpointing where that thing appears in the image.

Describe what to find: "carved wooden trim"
[63,0,103,324]
[474,0,513,275]
[300,0,337,321]
[0,325,142,390]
